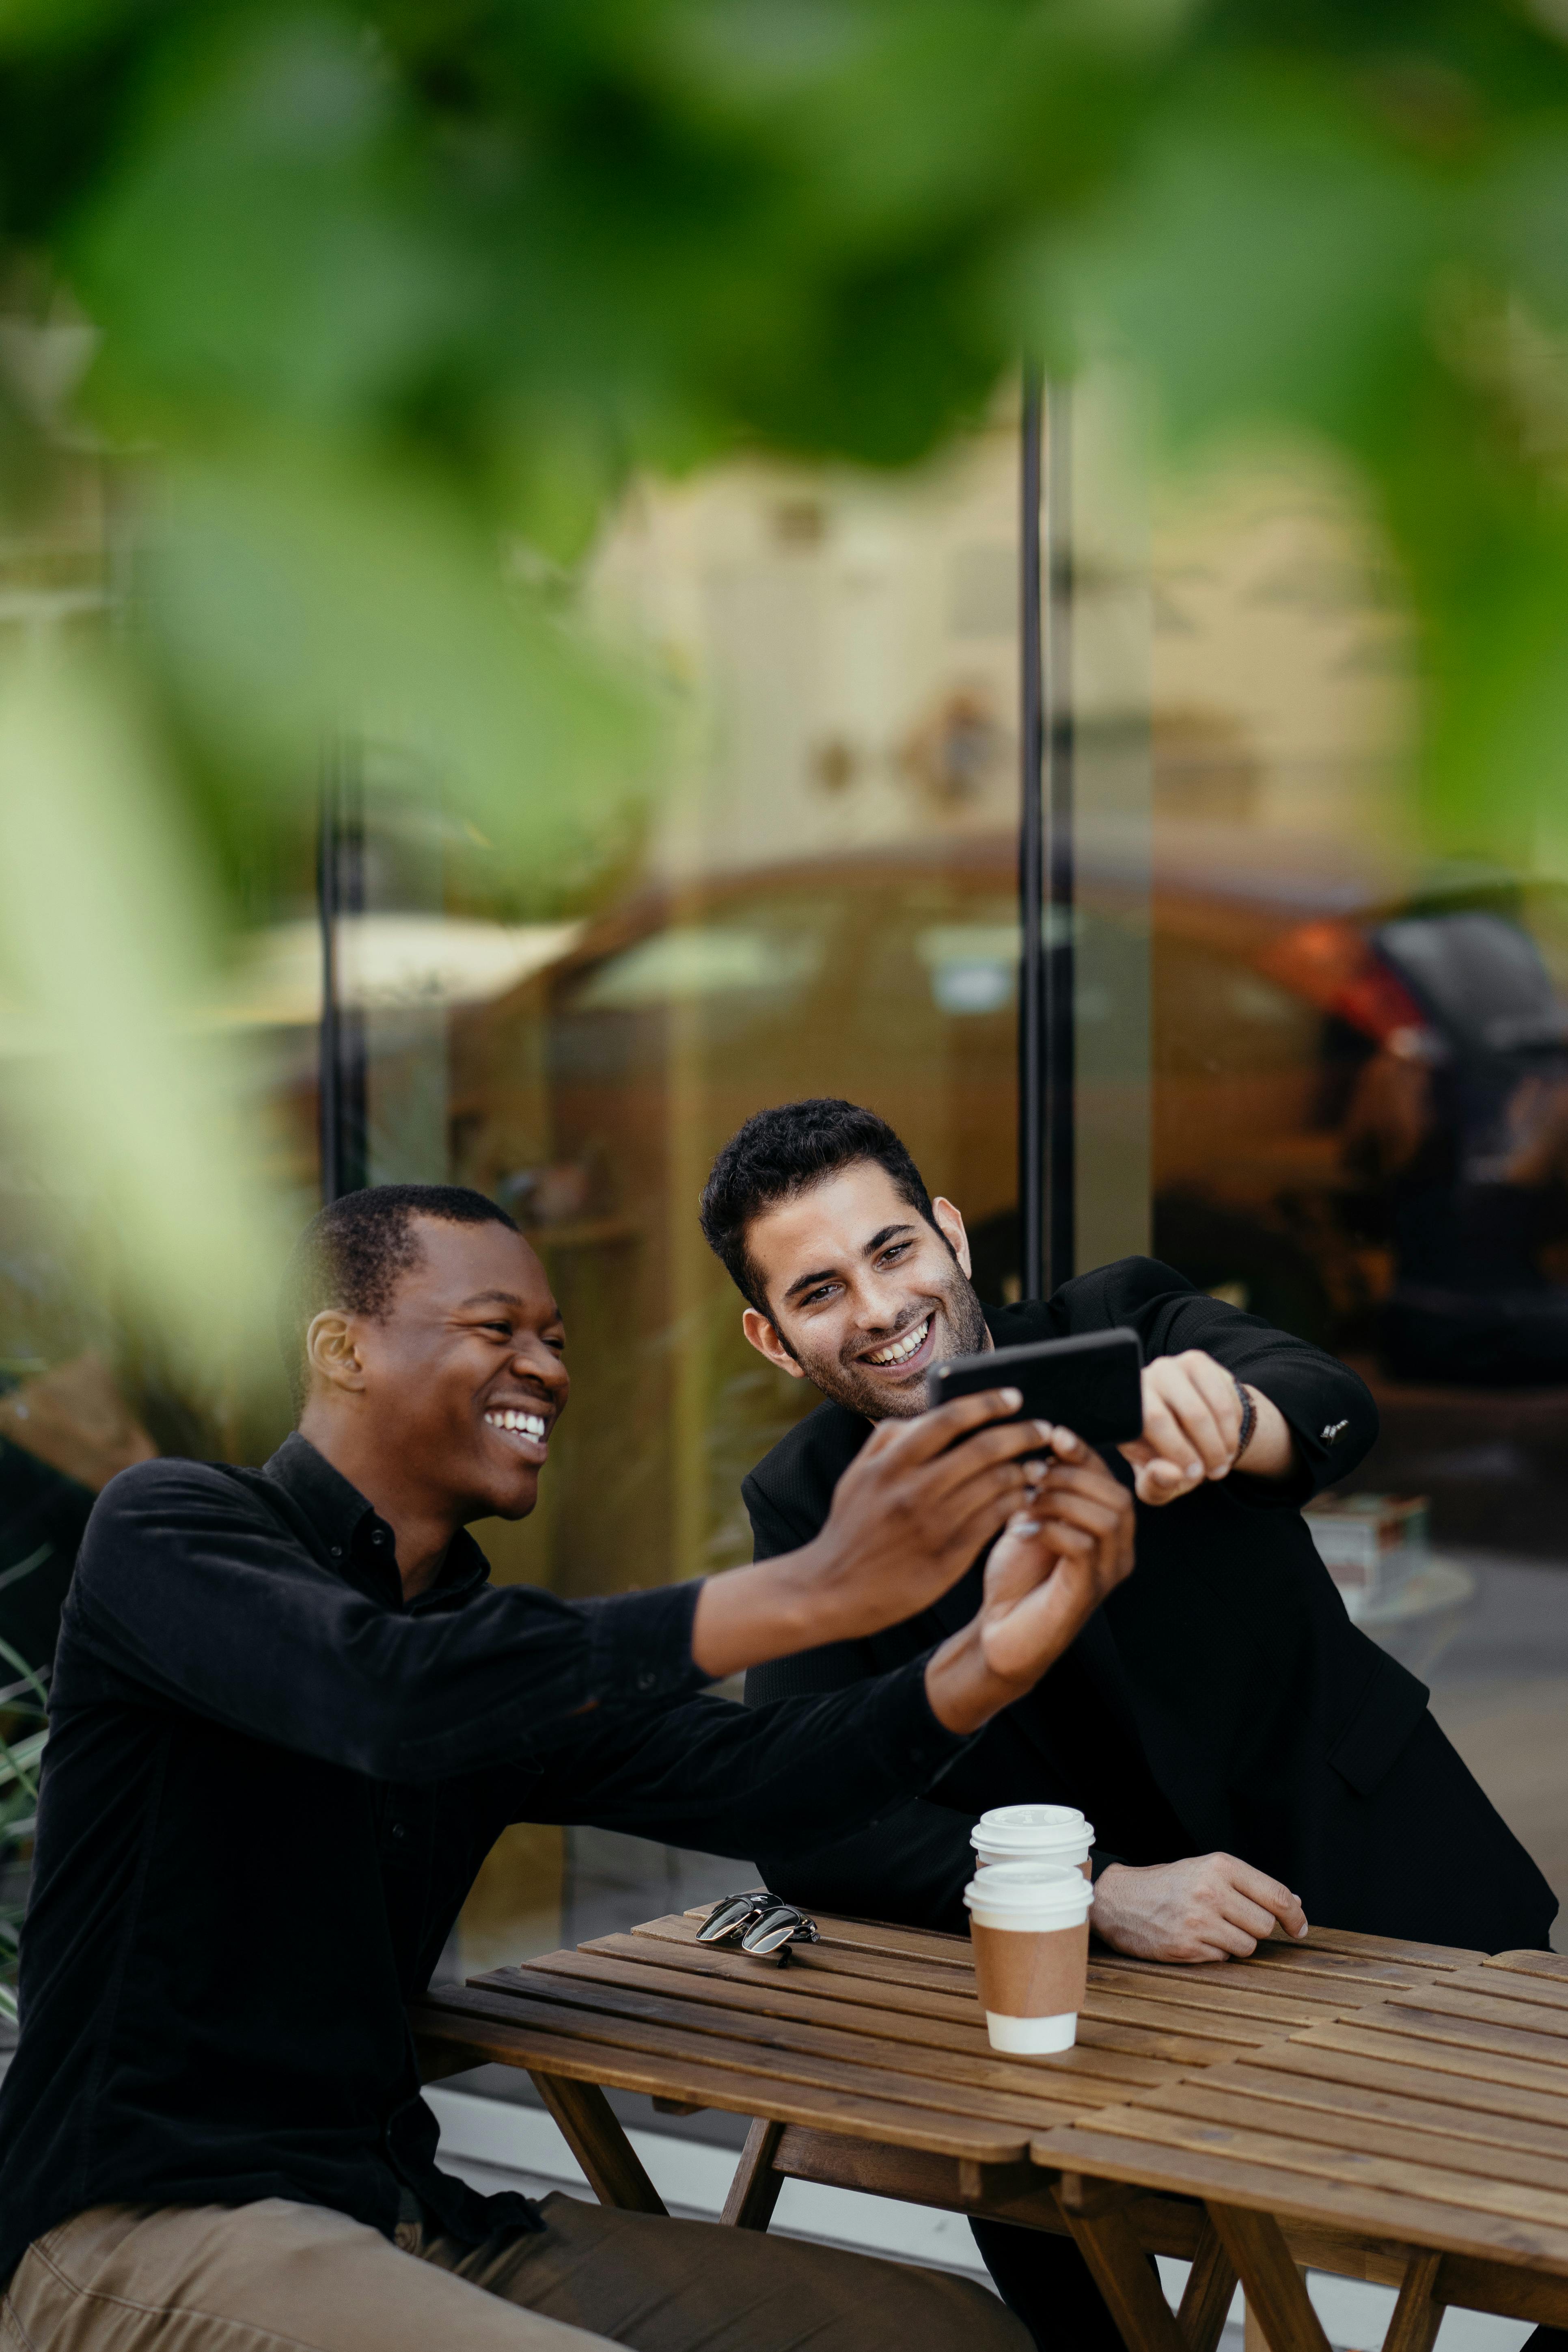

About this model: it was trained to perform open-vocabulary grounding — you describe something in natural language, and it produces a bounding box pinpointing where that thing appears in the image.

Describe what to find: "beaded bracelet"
[1234,1378,1257,1463]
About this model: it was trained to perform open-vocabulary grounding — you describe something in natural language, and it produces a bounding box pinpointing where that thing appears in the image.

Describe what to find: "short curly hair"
[277,1183,518,1415]
[699,1099,939,1316]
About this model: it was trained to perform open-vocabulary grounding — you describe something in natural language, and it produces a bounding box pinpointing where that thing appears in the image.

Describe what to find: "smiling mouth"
[859,1315,934,1372]
[484,1407,549,1452]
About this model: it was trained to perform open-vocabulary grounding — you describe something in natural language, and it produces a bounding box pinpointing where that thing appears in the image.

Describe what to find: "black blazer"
[743,1258,1557,1955]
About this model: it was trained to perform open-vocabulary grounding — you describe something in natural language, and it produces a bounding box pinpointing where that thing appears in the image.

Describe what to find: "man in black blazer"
[701,1099,1558,2351]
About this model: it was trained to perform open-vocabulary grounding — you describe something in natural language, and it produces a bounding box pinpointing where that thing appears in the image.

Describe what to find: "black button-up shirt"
[0,1434,965,2283]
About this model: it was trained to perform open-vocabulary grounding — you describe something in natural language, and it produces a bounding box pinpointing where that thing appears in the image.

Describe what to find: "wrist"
[923,1623,1027,1734]
[1088,1862,1130,1936]
[1232,1385,1297,1481]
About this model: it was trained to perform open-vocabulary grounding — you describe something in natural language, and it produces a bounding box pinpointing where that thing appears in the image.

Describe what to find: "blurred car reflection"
[451,840,1568,1408]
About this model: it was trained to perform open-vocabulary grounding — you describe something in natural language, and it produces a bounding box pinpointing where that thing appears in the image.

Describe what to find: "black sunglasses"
[697,1889,820,1961]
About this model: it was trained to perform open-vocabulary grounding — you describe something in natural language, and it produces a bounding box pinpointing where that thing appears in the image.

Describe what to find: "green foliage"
[2,0,1568,1329]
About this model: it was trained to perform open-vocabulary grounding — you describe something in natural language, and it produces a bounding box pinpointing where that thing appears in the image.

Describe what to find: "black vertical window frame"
[317,742,368,1204]
[1043,382,1076,1291]
[1019,371,1077,1303]
[1018,367,1047,1303]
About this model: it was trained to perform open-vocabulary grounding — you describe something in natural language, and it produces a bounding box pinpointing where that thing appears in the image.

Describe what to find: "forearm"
[691,1543,835,1678]
[693,1521,949,1678]
[1150,1292,1375,1491]
[520,1662,971,1851]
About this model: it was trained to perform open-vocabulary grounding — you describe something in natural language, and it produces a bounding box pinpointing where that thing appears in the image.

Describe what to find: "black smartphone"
[924,1326,1145,1446]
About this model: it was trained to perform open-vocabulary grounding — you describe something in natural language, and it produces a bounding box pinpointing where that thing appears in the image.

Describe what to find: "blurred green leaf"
[0,652,289,1341]
[147,434,661,905]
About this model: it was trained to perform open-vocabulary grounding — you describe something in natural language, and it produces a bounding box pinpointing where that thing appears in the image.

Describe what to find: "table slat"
[575,1935,1181,2091]
[1316,2005,1568,2075]
[1033,2125,1568,2272]
[1291,2019,1568,2100]
[1485,1952,1568,1985]
[1114,2079,1568,2198]
[515,1949,1168,2102]
[1383,1984,1568,2038]
[412,1994,1031,2161]
[1094,1948,1454,1997]
[1200,2060,1568,2162]
[632,1914,973,1997]
[430,1980,1089,2132]
[1446,1967,1568,2016]
[484,1961,1111,2113]
[1043,2104,1568,2235]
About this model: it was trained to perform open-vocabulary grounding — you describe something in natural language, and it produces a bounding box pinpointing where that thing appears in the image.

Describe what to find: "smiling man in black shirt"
[0,1181,1137,2352]
[704,1100,1557,2352]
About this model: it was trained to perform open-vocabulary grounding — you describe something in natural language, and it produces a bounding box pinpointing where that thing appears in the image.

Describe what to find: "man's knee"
[481,2194,1030,2352]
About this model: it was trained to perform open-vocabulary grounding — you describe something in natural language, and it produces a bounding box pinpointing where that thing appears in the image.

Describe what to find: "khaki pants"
[1,2191,1029,2352]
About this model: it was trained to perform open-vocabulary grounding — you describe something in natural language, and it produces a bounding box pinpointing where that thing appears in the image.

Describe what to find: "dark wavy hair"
[699,1098,939,1316]
[276,1183,517,1415]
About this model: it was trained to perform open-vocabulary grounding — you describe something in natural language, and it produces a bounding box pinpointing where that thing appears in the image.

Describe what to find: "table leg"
[1383,2252,1445,2352]
[722,2118,787,2230]
[1053,2177,1189,2352]
[1179,2217,1239,2352]
[528,2071,667,2216]
[1207,2206,1331,2352]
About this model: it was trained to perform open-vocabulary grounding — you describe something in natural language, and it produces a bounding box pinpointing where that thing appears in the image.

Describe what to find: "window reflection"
[1146,447,1568,1938]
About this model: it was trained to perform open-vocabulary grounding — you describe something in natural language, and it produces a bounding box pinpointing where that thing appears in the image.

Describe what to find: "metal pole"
[317,740,367,1203]
[317,761,343,1206]
[1043,382,1076,1291]
[1018,365,1046,1303]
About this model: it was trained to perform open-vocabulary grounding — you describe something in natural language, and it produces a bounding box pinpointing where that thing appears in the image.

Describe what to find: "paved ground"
[1423,1550,1568,1949]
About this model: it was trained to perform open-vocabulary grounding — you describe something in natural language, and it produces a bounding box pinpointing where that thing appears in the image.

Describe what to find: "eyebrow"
[457,1290,529,1311]
[781,1223,920,1305]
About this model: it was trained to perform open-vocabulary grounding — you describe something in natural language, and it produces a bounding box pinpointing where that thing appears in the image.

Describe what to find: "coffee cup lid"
[963,1860,1094,1921]
[972,1803,1093,1854]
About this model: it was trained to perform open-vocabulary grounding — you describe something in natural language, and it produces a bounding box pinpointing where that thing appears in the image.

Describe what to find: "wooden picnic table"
[410,1910,1568,2352]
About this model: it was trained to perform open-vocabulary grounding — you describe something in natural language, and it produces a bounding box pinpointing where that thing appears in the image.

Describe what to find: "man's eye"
[483,1322,513,1338]
[804,1284,835,1306]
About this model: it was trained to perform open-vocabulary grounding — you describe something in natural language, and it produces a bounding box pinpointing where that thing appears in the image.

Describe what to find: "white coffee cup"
[964,1860,1094,2054]
[971,1802,1094,1879]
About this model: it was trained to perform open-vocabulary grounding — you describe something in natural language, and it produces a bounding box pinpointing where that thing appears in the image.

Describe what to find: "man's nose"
[855,1275,913,1334]
[513,1342,568,1395]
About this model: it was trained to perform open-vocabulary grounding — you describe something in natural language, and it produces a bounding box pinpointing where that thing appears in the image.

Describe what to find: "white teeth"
[865,1318,930,1368]
[486,1409,547,1439]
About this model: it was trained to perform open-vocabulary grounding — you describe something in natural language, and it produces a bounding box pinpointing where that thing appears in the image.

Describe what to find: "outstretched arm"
[691,1385,1054,1679]
[515,1429,1134,1852]
[1065,1257,1376,1506]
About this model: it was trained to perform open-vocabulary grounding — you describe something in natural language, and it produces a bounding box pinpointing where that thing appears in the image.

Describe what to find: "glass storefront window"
[318,405,1032,1964]
[4,378,1562,2032]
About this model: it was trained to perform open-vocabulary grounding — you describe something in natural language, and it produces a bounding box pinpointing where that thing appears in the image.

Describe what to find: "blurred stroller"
[1344,911,1568,1385]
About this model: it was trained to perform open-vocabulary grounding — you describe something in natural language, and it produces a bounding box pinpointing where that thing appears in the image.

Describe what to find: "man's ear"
[305,1310,368,1396]
[741,1306,805,1381]
[932,1197,972,1277]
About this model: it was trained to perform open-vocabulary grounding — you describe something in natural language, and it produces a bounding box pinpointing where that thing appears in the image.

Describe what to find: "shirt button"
[390,1822,407,1841]
[330,1545,343,1559]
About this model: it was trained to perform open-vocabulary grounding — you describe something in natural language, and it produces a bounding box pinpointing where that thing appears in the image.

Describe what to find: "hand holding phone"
[925,1327,1144,1447]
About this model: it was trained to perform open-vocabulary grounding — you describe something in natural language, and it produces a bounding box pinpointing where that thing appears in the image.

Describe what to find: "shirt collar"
[262,1431,490,1608]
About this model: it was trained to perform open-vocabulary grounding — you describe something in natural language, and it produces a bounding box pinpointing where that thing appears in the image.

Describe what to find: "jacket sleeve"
[1063,1256,1377,1499]
[753,1796,980,1933]
[69,1460,708,1784]
[505,1659,974,1861]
